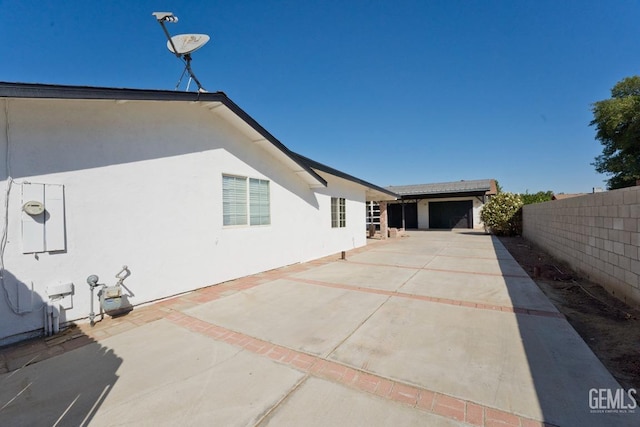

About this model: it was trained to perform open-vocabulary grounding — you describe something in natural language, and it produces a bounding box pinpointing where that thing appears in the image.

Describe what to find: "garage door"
[388,203,418,229]
[429,201,473,229]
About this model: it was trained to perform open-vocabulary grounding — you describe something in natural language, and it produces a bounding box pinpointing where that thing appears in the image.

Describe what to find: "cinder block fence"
[522,186,640,308]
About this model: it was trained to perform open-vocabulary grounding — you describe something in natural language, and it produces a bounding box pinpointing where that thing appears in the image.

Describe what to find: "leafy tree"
[590,76,640,189]
[480,192,523,236]
[520,190,553,205]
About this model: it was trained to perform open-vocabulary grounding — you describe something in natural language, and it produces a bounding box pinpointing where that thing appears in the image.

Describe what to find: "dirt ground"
[499,235,640,394]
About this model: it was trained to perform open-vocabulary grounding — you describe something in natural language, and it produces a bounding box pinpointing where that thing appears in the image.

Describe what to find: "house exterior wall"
[416,197,485,229]
[523,186,640,308]
[0,98,367,344]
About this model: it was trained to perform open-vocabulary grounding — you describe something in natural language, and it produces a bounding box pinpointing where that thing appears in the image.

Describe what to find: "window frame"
[331,197,346,228]
[222,174,271,228]
[249,178,271,226]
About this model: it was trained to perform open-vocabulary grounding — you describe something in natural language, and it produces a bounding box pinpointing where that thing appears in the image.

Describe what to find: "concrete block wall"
[522,186,640,308]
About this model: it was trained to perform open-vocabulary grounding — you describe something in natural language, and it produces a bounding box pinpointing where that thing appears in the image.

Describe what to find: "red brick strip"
[367,249,515,262]
[436,253,518,261]
[345,259,532,279]
[166,312,556,427]
[425,266,531,279]
[286,276,564,319]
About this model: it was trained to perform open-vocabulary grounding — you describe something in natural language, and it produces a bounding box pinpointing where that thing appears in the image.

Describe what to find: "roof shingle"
[387,179,496,196]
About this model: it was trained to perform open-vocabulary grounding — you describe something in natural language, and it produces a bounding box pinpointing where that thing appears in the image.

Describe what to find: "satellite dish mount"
[152,12,209,92]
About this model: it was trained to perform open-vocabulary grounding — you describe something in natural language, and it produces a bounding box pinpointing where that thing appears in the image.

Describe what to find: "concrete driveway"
[1,230,637,426]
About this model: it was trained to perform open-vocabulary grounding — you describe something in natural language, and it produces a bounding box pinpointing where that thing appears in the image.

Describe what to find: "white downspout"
[43,306,49,336]
[52,304,60,334]
[46,304,53,336]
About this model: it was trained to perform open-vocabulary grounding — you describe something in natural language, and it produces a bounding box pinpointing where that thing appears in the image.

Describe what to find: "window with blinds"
[249,178,270,225]
[331,197,346,228]
[223,175,247,226]
[223,175,271,227]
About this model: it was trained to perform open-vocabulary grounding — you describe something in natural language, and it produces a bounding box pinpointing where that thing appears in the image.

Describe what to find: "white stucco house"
[385,179,497,230]
[0,82,396,345]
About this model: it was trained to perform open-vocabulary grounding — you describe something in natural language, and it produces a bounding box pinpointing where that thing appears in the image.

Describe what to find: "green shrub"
[520,190,553,205]
[480,192,524,236]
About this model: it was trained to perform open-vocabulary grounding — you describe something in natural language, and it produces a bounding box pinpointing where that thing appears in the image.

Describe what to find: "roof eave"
[0,81,328,188]
[397,190,491,200]
[294,153,397,201]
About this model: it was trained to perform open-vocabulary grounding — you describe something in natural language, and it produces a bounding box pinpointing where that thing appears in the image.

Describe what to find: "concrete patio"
[0,230,637,426]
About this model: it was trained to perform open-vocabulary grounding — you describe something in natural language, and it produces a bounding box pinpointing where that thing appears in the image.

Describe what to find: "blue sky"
[2,1,639,194]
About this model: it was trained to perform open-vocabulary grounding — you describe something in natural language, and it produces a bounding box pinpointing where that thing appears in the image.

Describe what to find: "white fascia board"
[204,103,325,188]
[366,189,397,202]
[311,168,397,202]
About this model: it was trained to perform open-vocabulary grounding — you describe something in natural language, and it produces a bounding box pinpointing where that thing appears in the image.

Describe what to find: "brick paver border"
[285,276,564,319]
[360,248,516,262]
[166,311,557,427]
[1,238,560,426]
[345,258,532,279]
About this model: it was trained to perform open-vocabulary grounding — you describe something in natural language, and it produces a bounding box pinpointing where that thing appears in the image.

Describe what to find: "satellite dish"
[152,12,210,92]
[167,34,210,55]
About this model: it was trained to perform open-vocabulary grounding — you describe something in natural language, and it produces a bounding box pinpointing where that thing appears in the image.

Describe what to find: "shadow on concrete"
[0,329,121,426]
[456,230,489,236]
[492,235,639,426]
[1,271,120,425]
